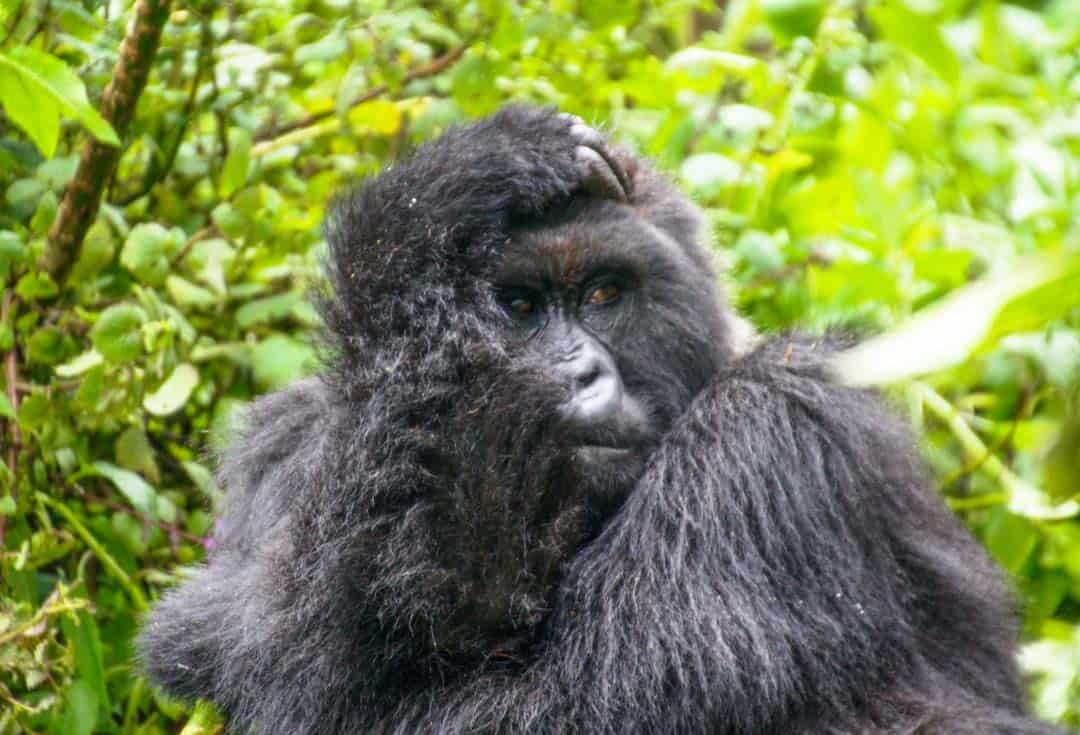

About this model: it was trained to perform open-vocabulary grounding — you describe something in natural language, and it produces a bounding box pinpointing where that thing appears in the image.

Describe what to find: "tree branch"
[41,0,172,282]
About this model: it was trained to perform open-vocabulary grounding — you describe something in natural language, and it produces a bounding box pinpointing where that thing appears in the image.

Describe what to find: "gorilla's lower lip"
[574,445,634,461]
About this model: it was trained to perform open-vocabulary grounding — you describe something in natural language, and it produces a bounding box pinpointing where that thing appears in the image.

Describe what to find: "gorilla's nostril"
[577,364,603,389]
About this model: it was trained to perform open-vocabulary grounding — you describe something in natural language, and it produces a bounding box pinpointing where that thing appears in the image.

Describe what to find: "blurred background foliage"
[0,0,1079,732]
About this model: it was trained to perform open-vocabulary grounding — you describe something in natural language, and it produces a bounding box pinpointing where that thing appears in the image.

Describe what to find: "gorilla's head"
[313,112,733,671]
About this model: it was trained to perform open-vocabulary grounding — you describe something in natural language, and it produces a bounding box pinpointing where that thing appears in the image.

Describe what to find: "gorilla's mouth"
[574,445,634,459]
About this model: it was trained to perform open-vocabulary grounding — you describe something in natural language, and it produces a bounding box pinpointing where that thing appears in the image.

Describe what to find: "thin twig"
[37,492,149,612]
[253,44,467,144]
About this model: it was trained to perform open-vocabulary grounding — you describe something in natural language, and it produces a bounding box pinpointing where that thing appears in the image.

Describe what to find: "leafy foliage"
[0,0,1078,731]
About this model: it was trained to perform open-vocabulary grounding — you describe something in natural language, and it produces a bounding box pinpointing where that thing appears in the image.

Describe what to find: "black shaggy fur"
[139,107,1056,735]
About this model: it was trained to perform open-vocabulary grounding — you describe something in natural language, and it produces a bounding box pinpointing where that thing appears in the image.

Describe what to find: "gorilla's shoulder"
[214,378,338,535]
[727,332,853,382]
[219,377,333,472]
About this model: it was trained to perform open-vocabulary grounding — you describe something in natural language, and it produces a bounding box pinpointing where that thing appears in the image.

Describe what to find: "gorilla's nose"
[556,343,623,428]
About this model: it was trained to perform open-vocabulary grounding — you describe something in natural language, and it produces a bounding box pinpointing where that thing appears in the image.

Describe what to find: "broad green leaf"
[0,59,60,157]
[121,223,176,285]
[92,460,156,515]
[182,460,224,504]
[220,128,253,197]
[90,304,146,363]
[871,3,960,86]
[55,350,104,377]
[0,392,13,420]
[187,238,235,294]
[143,363,199,416]
[166,275,219,308]
[0,46,118,157]
[60,611,109,714]
[59,678,98,735]
[1044,414,1080,503]
[0,230,26,280]
[235,291,302,328]
[295,28,348,64]
[16,393,49,431]
[251,335,316,390]
[70,220,116,281]
[115,426,161,483]
[660,47,764,76]
[15,272,58,301]
[348,100,403,135]
[26,326,65,365]
[762,0,827,39]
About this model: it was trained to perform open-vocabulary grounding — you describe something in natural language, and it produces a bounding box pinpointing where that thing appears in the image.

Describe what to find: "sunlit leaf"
[90,304,147,363]
[0,46,118,156]
[143,363,200,417]
[92,461,156,515]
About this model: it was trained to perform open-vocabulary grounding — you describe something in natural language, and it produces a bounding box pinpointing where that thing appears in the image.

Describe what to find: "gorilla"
[139,106,1056,735]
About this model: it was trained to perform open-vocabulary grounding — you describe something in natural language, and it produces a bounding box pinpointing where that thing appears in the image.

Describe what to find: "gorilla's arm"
[388,337,1041,735]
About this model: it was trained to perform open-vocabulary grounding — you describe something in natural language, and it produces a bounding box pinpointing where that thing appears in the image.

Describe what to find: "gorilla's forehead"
[498,202,697,288]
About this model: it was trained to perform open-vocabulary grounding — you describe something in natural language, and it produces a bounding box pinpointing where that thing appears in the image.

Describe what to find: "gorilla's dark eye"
[585,283,620,306]
[498,290,541,323]
[510,297,536,315]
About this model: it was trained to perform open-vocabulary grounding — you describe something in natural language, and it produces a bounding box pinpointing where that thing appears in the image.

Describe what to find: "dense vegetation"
[0,0,1078,732]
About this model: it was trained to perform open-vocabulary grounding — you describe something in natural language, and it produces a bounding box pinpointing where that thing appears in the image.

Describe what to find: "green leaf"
[15,272,59,301]
[59,678,98,735]
[27,326,66,365]
[182,460,224,504]
[115,425,161,483]
[121,223,176,285]
[220,127,253,197]
[143,363,199,417]
[0,494,15,516]
[295,28,349,64]
[55,350,105,378]
[871,3,960,86]
[90,304,147,363]
[166,274,219,308]
[0,392,13,420]
[0,46,118,157]
[60,610,109,714]
[16,393,49,430]
[92,460,156,515]
[0,230,27,280]
[235,291,302,328]
[70,220,116,281]
[251,335,316,390]
[762,0,827,39]
[187,238,235,294]
[211,201,247,238]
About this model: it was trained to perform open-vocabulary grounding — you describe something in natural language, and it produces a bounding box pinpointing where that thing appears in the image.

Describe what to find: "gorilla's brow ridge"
[495,239,646,290]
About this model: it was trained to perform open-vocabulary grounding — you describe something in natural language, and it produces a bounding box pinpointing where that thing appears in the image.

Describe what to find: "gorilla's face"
[494,199,730,509]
